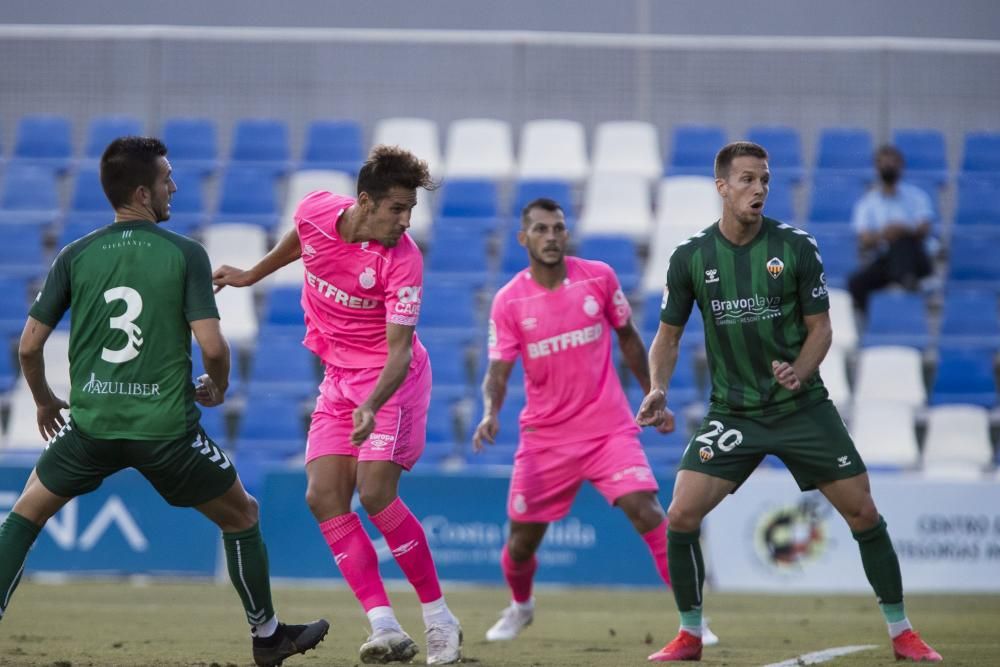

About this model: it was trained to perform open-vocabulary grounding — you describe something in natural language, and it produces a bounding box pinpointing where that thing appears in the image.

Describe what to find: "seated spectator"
[847,145,934,314]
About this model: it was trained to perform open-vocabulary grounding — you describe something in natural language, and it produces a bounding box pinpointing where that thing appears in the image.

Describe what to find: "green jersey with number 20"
[30,220,220,440]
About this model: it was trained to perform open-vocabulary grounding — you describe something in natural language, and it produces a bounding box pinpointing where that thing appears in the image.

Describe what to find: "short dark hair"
[100,136,168,209]
[714,141,769,179]
[357,144,437,202]
[875,144,904,163]
[520,197,564,226]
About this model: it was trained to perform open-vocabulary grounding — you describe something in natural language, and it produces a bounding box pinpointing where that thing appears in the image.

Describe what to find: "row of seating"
[3,114,1000,182]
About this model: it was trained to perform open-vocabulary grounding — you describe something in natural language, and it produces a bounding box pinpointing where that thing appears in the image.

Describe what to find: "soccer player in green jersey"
[636,141,941,663]
[0,137,329,667]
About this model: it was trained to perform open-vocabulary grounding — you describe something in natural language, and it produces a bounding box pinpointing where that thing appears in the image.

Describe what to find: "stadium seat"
[3,331,70,449]
[0,277,30,341]
[419,282,480,343]
[861,291,930,349]
[826,287,859,352]
[277,169,355,236]
[667,125,726,177]
[425,232,491,284]
[578,173,653,241]
[746,125,804,184]
[203,224,265,346]
[808,176,868,227]
[443,118,515,180]
[198,405,230,447]
[84,115,143,160]
[939,289,1000,348]
[191,342,244,398]
[815,127,874,178]
[486,390,525,447]
[517,119,589,182]
[820,345,852,414]
[165,167,208,236]
[438,179,500,225]
[851,400,919,468]
[0,339,14,396]
[236,393,307,457]
[638,291,705,352]
[512,179,575,222]
[853,345,926,409]
[0,224,46,280]
[301,119,364,174]
[68,167,110,223]
[0,163,60,225]
[929,347,997,408]
[372,117,442,178]
[247,336,317,398]
[161,117,219,176]
[497,227,528,283]
[261,285,305,329]
[576,235,640,294]
[422,337,473,399]
[215,166,279,230]
[13,114,73,173]
[961,131,1000,174]
[230,118,291,175]
[591,121,662,182]
[763,181,796,223]
[426,396,461,448]
[954,175,1000,227]
[892,128,948,186]
[641,177,719,293]
[947,228,1000,290]
[922,404,994,476]
[811,230,857,290]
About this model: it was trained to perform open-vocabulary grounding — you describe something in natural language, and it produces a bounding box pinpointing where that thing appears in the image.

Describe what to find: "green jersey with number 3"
[30,220,219,439]
[661,217,831,417]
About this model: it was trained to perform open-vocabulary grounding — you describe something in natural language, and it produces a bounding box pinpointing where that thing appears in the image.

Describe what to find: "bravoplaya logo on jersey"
[710,295,781,325]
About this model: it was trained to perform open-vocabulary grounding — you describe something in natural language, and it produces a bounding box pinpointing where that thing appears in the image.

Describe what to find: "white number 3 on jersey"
[102,286,144,363]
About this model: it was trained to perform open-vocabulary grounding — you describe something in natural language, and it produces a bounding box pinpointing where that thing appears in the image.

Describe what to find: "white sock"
[888,618,913,638]
[367,605,402,632]
[421,597,457,627]
[512,597,534,612]
[680,623,702,638]
[253,615,279,638]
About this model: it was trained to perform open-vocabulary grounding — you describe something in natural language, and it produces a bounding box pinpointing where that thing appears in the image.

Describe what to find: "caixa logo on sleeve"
[395,285,423,315]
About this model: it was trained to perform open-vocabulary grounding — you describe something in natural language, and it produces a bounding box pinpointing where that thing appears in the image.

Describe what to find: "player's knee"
[244,493,260,524]
[843,496,880,531]
[358,487,395,516]
[506,535,537,562]
[666,503,703,533]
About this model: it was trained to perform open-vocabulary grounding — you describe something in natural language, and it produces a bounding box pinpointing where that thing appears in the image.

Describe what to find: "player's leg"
[486,520,547,641]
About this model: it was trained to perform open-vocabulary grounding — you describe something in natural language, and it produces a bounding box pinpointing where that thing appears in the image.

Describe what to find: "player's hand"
[351,405,376,446]
[472,414,500,452]
[212,265,254,293]
[194,373,225,407]
[36,394,69,440]
[772,360,801,391]
[636,389,675,433]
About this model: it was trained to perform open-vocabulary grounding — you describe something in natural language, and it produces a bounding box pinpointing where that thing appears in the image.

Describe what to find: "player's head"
[519,198,568,268]
[100,136,175,222]
[355,144,436,247]
[715,141,770,226]
[874,144,904,185]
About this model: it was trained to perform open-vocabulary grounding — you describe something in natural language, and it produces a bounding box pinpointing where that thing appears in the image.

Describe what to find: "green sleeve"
[798,238,830,316]
[183,243,220,322]
[28,247,72,327]
[660,250,696,326]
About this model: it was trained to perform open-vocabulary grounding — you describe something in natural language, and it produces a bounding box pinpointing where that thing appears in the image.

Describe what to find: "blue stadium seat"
[815,127,874,178]
[763,181,796,223]
[0,277,30,341]
[236,393,307,455]
[262,286,305,328]
[497,227,527,284]
[930,347,997,408]
[668,125,726,177]
[422,338,472,399]
[419,282,480,347]
[161,117,219,176]
[639,291,704,351]
[954,175,1000,227]
[248,336,317,397]
[893,129,948,185]
[0,338,14,395]
[486,389,525,447]
[0,225,46,280]
[861,291,930,349]
[0,164,60,225]
[437,179,502,236]
[425,231,491,281]
[301,120,364,174]
[961,131,1000,174]
[426,397,460,447]
[810,229,857,289]
[807,176,868,227]
[198,406,229,446]
[642,438,687,469]
[166,167,208,236]
[68,167,109,223]
[192,342,244,398]
[84,115,143,160]
[215,166,278,230]
[746,125,804,184]
[576,235,639,294]
[512,179,574,221]
[906,175,943,227]
[13,115,73,173]
[947,228,1000,289]
[939,289,1000,348]
[230,118,291,175]
[56,217,104,250]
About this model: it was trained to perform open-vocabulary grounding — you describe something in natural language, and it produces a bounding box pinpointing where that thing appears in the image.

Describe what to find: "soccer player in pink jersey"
[212,146,461,665]
[472,198,716,648]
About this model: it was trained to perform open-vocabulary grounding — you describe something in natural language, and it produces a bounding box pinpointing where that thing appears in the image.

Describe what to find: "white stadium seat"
[4,331,71,449]
[827,288,859,352]
[279,169,355,235]
[372,117,442,179]
[577,173,653,241]
[641,177,720,293]
[444,118,515,180]
[203,224,264,346]
[851,400,919,468]
[922,404,994,478]
[820,345,852,415]
[517,119,589,182]
[591,121,662,182]
[853,345,926,409]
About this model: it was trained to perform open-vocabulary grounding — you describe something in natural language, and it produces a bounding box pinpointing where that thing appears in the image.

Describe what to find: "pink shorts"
[506,428,659,523]
[305,354,430,470]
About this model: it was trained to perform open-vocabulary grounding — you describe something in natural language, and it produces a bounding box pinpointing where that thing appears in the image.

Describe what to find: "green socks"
[223,523,276,629]
[667,528,705,631]
[0,512,41,620]
[853,515,907,627]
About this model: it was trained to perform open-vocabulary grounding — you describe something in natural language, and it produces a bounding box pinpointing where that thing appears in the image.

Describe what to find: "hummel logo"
[705,269,719,284]
[190,433,232,470]
[391,540,420,557]
[837,456,851,468]
[334,553,348,565]
[122,229,133,239]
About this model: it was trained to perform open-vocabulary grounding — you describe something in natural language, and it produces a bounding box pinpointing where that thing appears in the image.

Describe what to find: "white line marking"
[763,644,879,667]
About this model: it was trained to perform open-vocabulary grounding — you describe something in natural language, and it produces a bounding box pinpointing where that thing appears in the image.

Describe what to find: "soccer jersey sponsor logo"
[358,266,376,289]
[368,433,395,451]
[611,465,653,483]
[704,268,720,284]
[305,270,379,309]
[811,272,829,299]
[394,285,423,317]
[709,295,781,325]
[766,257,785,279]
[81,372,160,397]
[582,295,600,317]
[525,323,603,359]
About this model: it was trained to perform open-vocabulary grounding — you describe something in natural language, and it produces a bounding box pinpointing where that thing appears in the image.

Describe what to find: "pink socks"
[501,544,538,603]
[319,512,391,611]
[642,519,671,587]
[369,498,443,603]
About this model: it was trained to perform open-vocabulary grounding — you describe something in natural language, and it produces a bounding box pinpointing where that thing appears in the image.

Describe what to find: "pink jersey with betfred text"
[295,190,427,369]
[489,256,638,446]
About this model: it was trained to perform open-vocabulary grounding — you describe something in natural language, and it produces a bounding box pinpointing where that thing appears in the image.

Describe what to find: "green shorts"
[679,399,866,491]
[35,420,237,507]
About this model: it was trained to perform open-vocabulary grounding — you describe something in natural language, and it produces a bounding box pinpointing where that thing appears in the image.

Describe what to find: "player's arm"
[636,321,683,434]
[190,318,230,406]
[18,316,69,439]
[212,226,302,291]
[472,359,515,451]
[772,311,832,392]
[615,320,651,394]
[350,322,414,446]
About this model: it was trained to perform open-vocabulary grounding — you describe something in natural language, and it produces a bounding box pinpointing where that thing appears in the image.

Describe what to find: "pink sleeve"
[295,191,352,237]
[384,246,424,327]
[488,293,520,362]
[602,264,632,329]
